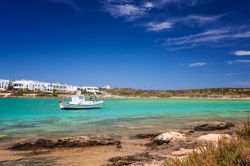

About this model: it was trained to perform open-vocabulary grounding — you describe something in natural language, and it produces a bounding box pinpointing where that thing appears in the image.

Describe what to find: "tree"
[7,84,13,91]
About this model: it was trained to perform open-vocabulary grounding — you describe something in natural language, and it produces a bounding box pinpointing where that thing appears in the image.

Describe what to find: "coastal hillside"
[1,88,250,98]
[102,88,250,98]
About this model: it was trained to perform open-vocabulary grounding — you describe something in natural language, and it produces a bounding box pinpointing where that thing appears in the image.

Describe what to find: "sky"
[0,0,250,89]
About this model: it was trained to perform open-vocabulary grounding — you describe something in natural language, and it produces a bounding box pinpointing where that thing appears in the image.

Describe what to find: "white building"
[66,85,78,93]
[80,86,100,93]
[52,83,78,93]
[102,85,111,89]
[33,81,53,93]
[0,79,10,91]
[52,83,67,93]
[13,80,53,93]
[13,80,35,91]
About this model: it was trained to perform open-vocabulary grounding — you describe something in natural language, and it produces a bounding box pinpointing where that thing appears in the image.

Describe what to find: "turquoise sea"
[0,98,250,139]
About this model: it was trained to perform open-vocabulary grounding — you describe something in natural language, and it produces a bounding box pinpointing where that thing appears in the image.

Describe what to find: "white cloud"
[103,0,203,21]
[170,43,196,51]
[153,0,200,8]
[107,4,144,20]
[186,15,218,22]
[227,60,250,64]
[146,21,173,32]
[104,1,152,20]
[102,1,249,52]
[143,2,154,8]
[145,14,219,32]
[179,14,223,25]
[233,50,250,56]
[189,62,207,67]
[145,14,222,33]
[166,27,250,46]
[166,28,228,45]
[103,0,221,34]
[118,4,142,15]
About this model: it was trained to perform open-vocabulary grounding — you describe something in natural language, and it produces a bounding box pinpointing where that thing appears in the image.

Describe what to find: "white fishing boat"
[59,91,103,109]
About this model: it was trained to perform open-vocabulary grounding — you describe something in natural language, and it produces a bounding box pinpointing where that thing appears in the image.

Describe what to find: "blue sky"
[0,0,250,89]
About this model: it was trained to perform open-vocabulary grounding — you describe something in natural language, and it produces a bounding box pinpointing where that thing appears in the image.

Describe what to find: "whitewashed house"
[66,85,78,93]
[80,86,100,93]
[13,80,35,91]
[102,85,111,89]
[0,79,10,91]
[52,83,67,93]
[52,83,77,93]
[13,80,53,93]
[33,81,53,93]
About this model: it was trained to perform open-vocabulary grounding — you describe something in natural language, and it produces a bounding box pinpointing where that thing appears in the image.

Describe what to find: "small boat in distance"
[59,91,103,110]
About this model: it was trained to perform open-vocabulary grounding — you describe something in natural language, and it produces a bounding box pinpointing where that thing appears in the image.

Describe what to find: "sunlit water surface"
[0,98,250,139]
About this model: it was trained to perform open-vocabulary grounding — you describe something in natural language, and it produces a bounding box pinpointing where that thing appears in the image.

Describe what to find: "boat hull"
[60,101,103,110]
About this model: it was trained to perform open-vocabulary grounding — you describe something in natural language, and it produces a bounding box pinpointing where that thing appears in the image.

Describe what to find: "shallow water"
[0,98,250,138]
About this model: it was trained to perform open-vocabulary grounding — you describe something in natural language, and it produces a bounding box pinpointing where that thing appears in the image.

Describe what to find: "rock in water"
[153,132,186,145]
[194,122,234,131]
[10,136,121,151]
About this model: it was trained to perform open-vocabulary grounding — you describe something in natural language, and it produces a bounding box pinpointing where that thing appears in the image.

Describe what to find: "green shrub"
[236,117,250,139]
[14,90,24,96]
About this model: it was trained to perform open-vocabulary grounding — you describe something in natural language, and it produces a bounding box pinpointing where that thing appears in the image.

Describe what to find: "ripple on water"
[31,117,61,124]
[0,98,250,138]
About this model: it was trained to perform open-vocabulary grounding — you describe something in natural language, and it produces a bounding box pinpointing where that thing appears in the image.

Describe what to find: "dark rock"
[0,156,57,166]
[165,141,198,151]
[10,142,34,150]
[145,140,170,148]
[132,133,161,139]
[187,130,195,134]
[105,152,165,166]
[10,136,121,151]
[146,140,198,151]
[153,139,171,146]
[34,138,55,148]
[145,141,159,147]
[55,136,121,148]
[194,122,235,131]
[116,143,122,149]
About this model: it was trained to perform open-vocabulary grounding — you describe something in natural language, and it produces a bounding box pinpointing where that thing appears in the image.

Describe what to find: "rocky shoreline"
[9,136,121,151]
[0,122,238,166]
